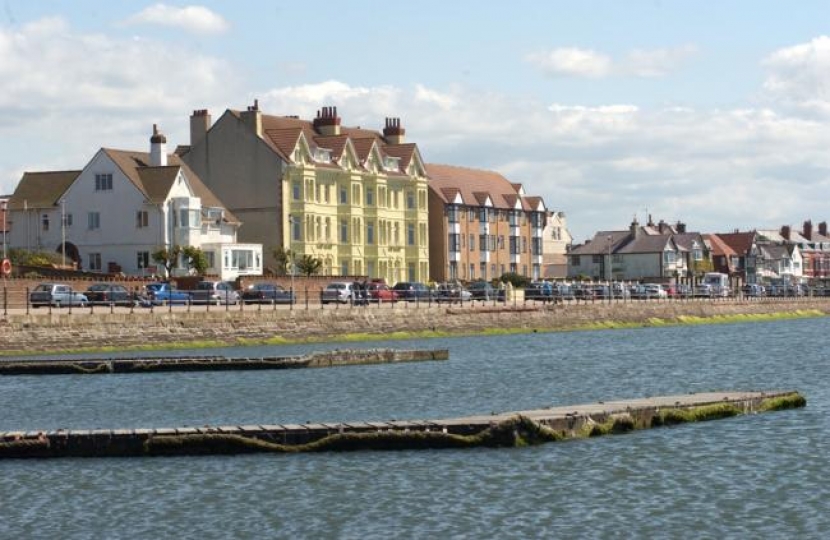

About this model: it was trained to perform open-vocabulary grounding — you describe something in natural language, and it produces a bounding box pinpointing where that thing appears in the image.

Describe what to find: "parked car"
[391,281,433,301]
[144,282,191,305]
[241,282,295,304]
[189,280,240,305]
[467,281,504,301]
[633,283,668,299]
[29,283,89,308]
[366,282,399,303]
[525,281,555,301]
[742,284,766,297]
[84,283,137,306]
[694,284,714,298]
[321,282,353,304]
[433,282,472,302]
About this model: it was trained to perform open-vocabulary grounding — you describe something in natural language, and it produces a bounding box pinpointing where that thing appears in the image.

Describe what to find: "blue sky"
[3,1,830,242]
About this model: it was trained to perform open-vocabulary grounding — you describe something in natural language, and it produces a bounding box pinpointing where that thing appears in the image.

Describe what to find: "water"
[1,318,828,538]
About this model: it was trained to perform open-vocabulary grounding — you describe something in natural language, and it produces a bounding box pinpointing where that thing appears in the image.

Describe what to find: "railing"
[1,285,827,317]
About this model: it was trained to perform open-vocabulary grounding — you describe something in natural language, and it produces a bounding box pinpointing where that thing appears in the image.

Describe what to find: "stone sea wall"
[1,299,828,355]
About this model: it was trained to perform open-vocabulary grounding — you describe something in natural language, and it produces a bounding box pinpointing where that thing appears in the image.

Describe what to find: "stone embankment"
[0,298,828,355]
[0,390,806,458]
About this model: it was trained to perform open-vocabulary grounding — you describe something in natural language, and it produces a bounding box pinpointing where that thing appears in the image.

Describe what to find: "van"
[702,273,731,297]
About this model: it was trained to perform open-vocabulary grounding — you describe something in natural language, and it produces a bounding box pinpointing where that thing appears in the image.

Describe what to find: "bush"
[499,272,531,288]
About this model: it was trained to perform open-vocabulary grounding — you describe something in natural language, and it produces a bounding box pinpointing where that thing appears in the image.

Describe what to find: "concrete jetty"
[0,348,449,375]
[0,390,805,459]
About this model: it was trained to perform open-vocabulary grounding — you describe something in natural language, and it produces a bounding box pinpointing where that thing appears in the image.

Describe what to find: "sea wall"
[1,298,828,355]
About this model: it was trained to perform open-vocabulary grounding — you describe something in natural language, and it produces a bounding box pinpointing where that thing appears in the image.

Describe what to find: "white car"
[635,283,668,299]
[321,282,353,304]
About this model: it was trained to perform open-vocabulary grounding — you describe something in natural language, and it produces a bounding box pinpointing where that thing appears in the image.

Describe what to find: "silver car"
[29,283,89,308]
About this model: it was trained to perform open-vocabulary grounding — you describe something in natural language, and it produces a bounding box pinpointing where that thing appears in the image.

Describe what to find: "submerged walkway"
[0,390,805,459]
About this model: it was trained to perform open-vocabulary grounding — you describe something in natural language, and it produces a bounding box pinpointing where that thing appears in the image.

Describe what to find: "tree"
[182,246,209,276]
[271,246,295,276]
[295,254,323,277]
[152,245,182,277]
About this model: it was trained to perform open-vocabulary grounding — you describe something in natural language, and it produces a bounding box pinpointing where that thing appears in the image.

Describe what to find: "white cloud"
[0,16,239,194]
[525,47,611,78]
[762,36,830,117]
[125,3,229,35]
[526,45,696,79]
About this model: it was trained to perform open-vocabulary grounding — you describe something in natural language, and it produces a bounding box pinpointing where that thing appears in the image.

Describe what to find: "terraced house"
[426,164,547,282]
[180,102,430,283]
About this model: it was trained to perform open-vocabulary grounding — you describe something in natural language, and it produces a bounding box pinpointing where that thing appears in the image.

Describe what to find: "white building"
[6,126,262,280]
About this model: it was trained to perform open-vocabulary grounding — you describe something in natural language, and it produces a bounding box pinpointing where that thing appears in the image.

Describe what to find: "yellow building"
[181,102,429,282]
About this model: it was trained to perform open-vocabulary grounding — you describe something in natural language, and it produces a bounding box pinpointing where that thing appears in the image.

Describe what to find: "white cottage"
[7,126,262,280]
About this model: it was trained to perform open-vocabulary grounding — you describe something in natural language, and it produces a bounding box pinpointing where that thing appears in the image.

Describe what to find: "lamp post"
[1,198,7,261]
[606,235,612,283]
[60,198,66,267]
[288,215,296,308]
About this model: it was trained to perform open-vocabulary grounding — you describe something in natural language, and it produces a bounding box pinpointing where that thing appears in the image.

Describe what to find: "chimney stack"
[803,220,813,240]
[240,99,262,138]
[313,106,341,136]
[630,217,640,239]
[781,225,791,241]
[676,221,686,234]
[820,221,828,237]
[383,117,406,144]
[190,109,212,147]
[149,124,167,166]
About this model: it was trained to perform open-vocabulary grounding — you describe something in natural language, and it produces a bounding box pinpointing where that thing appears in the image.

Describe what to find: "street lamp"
[60,198,66,267]
[606,235,612,283]
[288,215,296,308]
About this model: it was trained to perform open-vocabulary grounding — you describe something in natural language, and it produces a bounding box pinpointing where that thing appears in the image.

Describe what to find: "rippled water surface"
[1,318,828,538]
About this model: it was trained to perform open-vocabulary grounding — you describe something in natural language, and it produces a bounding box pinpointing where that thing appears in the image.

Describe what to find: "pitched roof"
[229,109,418,175]
[7,170,80,210]
[671,232,703,251]
[426,163,545,210]
[715,231,756,255]
[617,234,674,255]
[569,230,630,256]
[103,148,239,223]
[705,234,738,257]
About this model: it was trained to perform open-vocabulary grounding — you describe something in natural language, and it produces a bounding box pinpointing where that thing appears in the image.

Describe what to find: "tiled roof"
[705,234,738,257]
[426,163,544,210]
[7,171,79,210]
[617,234,673,255]
[569,230,630,256]
[715,232,756,255]
[103,149,239,223]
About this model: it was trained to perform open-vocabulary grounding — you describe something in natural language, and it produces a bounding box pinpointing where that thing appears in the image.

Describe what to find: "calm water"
[1,318,828,538]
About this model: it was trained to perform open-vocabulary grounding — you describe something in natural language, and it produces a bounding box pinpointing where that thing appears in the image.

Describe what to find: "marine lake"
[1,317,828,538]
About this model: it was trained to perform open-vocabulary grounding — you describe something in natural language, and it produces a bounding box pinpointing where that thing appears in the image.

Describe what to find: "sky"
[2,1,830,242]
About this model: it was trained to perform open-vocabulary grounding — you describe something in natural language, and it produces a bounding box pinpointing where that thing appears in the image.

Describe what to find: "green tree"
[152,245,182,277]
[182,246,209,276]
[295,254,323,277]
[499,272,531,288]
[271,246,295,276]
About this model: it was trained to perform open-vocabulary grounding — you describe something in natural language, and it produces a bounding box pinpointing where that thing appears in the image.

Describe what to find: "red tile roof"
[426,163,544,210]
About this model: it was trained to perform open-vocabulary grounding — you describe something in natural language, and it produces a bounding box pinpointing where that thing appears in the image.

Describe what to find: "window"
[479,208,488,222]
[489,235,496,252]
[136,210,149,228]
[137,251,150,270]
[448,206,459,224]
[407,192,415,209]
[469,209,475,222]
[532,237,542,255]
[95,173,113,191]
[63,213,73,228]
[449,233,460,252]
[366,188,374,206]
[498,235,504,249]
[479,234,487,251]
[367,222,374,244]
[88,253,102,271]
[42,214,49,231]
[522,237,527,253]
[340,219,348,244]
[341,260,349,276]
[572,255,581,266]
[292,217,302,241]
[664,251,677,264]
[593,255,603,264]
[340,186,348,204]
[469,233,475,251]
[469,263,475,279]
[88,212,100,230]
[480,262,487,280]
[407,224,415,246]
[293,182,301,201]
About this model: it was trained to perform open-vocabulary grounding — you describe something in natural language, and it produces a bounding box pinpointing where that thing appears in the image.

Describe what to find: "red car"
[366,282,398,302]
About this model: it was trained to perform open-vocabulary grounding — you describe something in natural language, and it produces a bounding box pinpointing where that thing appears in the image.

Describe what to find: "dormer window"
[383,156,400,172]
[313,147,331,163]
